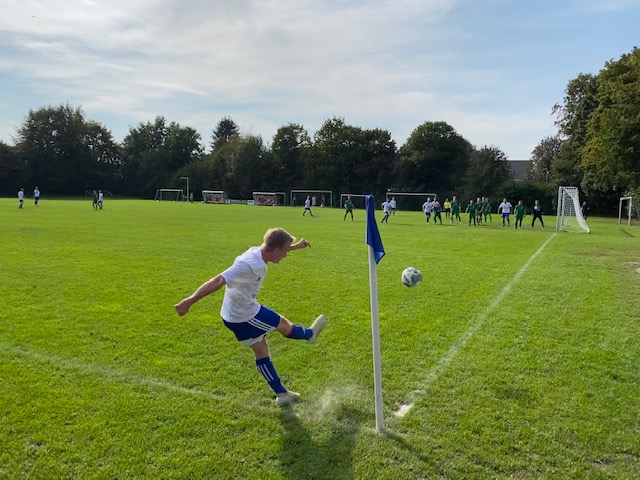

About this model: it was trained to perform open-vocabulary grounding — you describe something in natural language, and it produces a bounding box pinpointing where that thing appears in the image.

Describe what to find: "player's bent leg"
[278,316,309,340]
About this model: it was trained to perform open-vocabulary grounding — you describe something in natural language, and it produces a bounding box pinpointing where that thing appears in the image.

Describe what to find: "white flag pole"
[368,245,385,433]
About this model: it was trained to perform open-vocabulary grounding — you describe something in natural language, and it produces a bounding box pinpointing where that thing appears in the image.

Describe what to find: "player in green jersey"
[432,199,443,224]
[483,197,492,223]
[344,196,354,221]
[466,199,477,226]
[450,195,461,223]
[475,197,483,224]
[514,200,526,229]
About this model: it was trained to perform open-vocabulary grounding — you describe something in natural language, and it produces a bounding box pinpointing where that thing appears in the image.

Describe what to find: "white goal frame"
[155,188,184,202]
[556,186,590,233]
[619,196,640,226]
[290,190,334,208]
[252,191,286,206]
[339,193,369,208]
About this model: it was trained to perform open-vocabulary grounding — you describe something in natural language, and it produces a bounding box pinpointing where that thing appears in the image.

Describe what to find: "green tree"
[121,117,203,197]
[355,128,397,195]
[310,117,364,193]
[224,135,272,198]
[395,121,472,196]
[0,142,27,196]
[270,123,312,191]
[550,73,598,188]
[463,146,513,199]
[528,135,563,183]
[210,117,240,152]
[582,47,640,192]
[14,103,120,194]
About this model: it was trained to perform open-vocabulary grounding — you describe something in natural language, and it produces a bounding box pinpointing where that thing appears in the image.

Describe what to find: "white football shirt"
[220,246,267,323]
[499,202,512,213]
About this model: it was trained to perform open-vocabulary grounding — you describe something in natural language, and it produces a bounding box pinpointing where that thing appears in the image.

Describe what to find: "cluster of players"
[16,187,40,208]
[16,188,105,210]
[335,195,547,229]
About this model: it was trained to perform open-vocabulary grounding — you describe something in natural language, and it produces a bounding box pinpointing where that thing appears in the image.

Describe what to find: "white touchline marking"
[395,233,557,418]
[0,341,224,400]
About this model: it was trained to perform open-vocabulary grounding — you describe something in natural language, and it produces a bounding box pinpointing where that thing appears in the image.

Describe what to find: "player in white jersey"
[498,198,512,227]
[34,187,40,206]
[389,197,397,215]
[303,196,314,216]
[175,228,326,407]
[381,200,391,223]
[18,188,24,209]
[98,190,104,209]
[421,197,433,223]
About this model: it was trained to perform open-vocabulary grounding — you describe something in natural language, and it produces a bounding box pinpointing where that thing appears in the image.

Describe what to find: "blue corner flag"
[365,195,385,264]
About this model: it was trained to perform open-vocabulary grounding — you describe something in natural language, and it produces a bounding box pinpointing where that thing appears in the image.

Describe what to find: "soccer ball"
[401,267,422,287]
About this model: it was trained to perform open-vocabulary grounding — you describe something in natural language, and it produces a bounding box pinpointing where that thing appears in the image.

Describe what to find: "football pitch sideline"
[1,199,639,479]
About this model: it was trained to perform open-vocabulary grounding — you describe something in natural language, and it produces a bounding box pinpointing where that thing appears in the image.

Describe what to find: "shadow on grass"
[279,405,365,480]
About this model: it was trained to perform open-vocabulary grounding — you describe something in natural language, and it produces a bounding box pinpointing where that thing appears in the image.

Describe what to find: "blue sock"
[256,357,286,394]
[287,325,312,340]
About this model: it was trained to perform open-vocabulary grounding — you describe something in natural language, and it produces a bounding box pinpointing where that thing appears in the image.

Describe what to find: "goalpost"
[290,190,334,208]
[619,196,640,226]
[202,190,227,204]
[339,193,369,208]
[556,186,590,233]
[253,192,286,206]
[387,191,437,211]
[155,189,184,202]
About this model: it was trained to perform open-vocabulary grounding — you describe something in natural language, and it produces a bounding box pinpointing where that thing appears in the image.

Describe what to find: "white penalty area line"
[395,233,557,418]
[0,341,225,401]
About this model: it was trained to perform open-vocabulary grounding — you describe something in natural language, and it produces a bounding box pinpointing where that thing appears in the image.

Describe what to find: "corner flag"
[366,195,385,264]
[365,194,385,432]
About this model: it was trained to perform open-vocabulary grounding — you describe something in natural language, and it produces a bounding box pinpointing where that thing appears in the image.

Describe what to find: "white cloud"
[0,0,634,157]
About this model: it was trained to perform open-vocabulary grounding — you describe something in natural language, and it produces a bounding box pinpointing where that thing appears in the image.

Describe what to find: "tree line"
[1,46,638,214]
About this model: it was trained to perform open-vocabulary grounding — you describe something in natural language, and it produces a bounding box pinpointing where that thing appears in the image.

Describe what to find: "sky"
[0,0,638,159]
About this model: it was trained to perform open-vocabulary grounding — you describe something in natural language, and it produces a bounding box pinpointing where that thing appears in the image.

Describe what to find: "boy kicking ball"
[174,228,326,407]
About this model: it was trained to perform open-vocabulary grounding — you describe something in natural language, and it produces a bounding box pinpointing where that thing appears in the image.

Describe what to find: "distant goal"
[290,190,334,208]
[202,190,227,204]
[339,193,369,208]
[556,186,589,233]
[619,196,640,226]
[155,189,183,202]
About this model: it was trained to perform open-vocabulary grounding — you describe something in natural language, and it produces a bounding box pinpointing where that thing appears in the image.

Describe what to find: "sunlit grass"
[1,199,639,479]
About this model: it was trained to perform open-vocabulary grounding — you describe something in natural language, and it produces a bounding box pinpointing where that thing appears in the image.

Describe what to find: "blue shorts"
[223,305,281,346]
[502,212,510,218]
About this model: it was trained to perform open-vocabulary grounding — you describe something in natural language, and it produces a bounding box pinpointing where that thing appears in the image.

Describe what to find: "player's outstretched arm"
[174,274,226,316]
[288,238,311,251]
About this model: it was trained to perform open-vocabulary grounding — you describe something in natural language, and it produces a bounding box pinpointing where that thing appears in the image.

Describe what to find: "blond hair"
[262,228,294,250]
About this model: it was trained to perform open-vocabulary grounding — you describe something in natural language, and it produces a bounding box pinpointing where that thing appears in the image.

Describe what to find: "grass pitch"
[1,199,639,479]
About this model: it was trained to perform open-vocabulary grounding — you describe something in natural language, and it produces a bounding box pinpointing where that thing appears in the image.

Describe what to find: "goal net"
[253,191,285,206]
[290,190,334,208]
[619,196,640,226]
[339,194,369,208]
[556,186,590,233]
[202,190,227,204]
[387,191,437,211]
[155,189,184,202]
